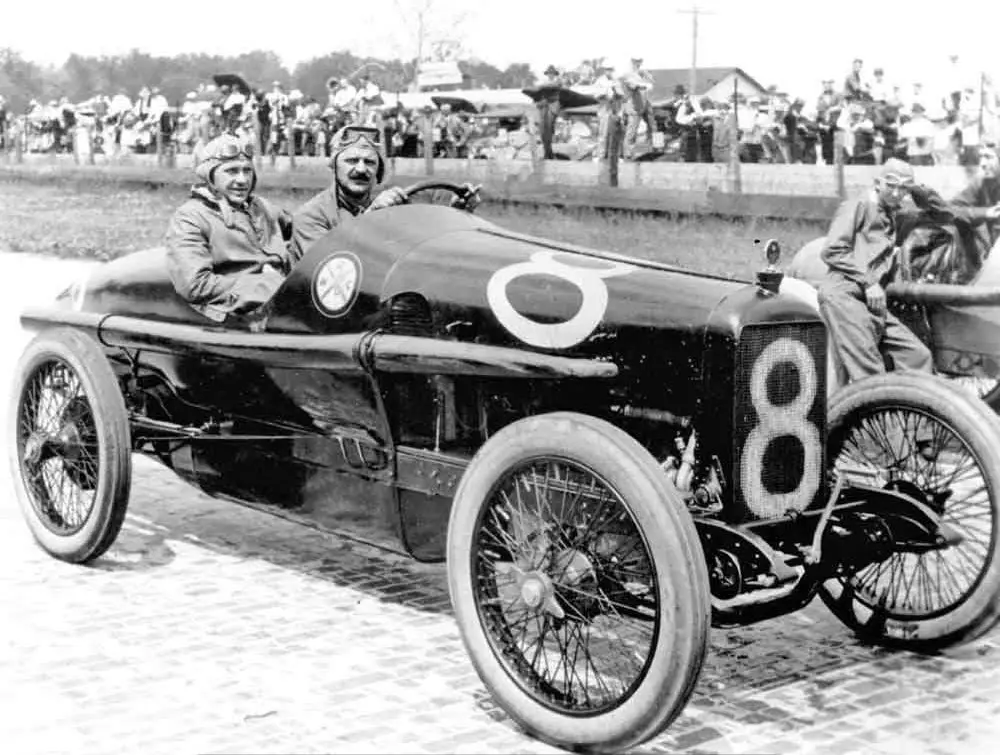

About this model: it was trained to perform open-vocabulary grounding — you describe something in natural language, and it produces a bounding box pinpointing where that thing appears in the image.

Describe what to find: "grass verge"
[0,175,825,279]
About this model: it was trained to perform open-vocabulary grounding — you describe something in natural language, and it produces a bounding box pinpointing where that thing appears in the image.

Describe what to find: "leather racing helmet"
[328,125,386,184]
[194,133,257,190]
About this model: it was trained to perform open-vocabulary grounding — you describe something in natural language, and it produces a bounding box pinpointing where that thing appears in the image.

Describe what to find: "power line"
[676,3,714,97]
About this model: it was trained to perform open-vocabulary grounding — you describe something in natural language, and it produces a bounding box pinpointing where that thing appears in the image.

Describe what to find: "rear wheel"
[447,412,710,752]
[9,329,132,563]
[820,374,1000,650]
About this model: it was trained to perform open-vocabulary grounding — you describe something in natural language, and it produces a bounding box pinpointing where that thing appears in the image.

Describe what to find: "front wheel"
[447,412,711,753]
[9,328,132,563]
[820,373,1000,650]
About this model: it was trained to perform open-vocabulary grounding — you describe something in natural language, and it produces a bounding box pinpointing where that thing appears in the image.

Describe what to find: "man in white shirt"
[899,103,936,165]
[221,85,247,131]
[330,78,357,116]
[959,88,983,165]
[621,57,656,159]
[869,68,891,104]
[148,88,169,120]
[836,103,876,164]
[266,82,289,112]
[108,89,132,122]
[593,64,623,160]
[356,75,381,126]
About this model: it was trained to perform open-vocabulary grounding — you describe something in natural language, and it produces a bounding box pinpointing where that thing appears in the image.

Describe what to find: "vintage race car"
[10,180,1000,753]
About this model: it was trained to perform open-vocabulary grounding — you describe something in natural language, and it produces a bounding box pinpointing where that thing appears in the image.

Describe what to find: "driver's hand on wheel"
[368,187,409,212]
[986,203,1000,221]
[450,183,482,213]
[864,282,887,318]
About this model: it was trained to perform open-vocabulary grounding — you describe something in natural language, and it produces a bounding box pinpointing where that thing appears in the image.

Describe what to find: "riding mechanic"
[291,125,481,258]
[165,133,295,323]
[817,158,936,381]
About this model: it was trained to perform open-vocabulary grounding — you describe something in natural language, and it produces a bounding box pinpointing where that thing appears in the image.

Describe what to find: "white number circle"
[487,251,635,349]
[740,338,820,518]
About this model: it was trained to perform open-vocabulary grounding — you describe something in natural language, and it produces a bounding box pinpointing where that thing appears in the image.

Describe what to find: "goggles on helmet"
[206,136,255,162]
[332,125,383,151]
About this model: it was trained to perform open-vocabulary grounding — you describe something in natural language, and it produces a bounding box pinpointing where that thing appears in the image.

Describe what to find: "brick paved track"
[2,255,999,755]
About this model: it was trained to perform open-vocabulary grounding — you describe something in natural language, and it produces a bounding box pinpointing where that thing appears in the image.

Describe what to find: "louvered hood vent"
[389,293,433,336]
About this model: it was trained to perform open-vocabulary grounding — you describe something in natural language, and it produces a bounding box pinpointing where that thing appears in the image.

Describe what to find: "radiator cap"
[756,238,784,295]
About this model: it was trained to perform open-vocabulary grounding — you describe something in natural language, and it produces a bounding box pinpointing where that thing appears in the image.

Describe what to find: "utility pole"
[677,3,713,98]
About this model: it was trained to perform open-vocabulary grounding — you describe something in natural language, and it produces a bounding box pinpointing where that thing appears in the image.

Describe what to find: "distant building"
[646,67,769,103]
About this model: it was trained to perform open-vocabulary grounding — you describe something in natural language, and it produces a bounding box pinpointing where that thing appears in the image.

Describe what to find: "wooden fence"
[1,125,980,222]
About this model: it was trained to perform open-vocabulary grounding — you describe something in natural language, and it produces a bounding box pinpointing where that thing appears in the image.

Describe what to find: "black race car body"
[14,194,1000,753]
[30,205,825,563]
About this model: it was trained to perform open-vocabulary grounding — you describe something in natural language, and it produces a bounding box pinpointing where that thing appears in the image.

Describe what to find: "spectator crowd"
[535,53,999,167]
[2,53,996,168]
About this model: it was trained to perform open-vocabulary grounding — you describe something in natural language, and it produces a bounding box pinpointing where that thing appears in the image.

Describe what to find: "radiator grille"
[733,322,826,520]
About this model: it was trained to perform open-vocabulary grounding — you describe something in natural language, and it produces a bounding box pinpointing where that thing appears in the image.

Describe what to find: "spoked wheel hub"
[514,569,561,616]
[511,549,598,621]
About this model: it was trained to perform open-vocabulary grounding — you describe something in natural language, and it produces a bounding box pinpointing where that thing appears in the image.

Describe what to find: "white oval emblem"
[312,252,361,317]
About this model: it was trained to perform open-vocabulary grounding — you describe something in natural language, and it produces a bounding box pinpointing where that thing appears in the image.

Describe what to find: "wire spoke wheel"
[830,405,992,619]
[821,374,1000,649]
[447,413,709,752]
[18,360,101,535]
[474,458,657,714]
[9,329,132,564]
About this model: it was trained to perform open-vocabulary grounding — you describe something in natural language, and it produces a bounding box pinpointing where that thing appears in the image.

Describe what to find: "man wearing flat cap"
[166,133,294,323]
[292,125,480,258]
[818,158,968,380]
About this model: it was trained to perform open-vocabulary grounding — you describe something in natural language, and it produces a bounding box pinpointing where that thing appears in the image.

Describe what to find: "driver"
[292,125,480,258]
[817,158,934,381]
[165,133,294,322]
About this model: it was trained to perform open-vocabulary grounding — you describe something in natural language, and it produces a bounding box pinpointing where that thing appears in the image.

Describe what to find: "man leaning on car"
[165,133,294,323]
[817,158,935,381]
[291,125,480,258]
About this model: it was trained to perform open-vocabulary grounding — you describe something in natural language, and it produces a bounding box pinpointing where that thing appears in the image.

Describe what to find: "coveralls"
[817,188,934,380]
[166,185,293,322]
[291,186,370,259]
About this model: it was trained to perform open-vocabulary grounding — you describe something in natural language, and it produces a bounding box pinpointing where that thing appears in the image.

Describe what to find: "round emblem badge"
[312,252,362,317]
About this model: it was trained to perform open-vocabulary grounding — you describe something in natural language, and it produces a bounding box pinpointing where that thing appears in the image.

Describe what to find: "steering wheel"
[402,179,474,201]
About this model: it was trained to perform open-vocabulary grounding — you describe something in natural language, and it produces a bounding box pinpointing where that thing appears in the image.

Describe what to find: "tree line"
[0,47,538,113]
